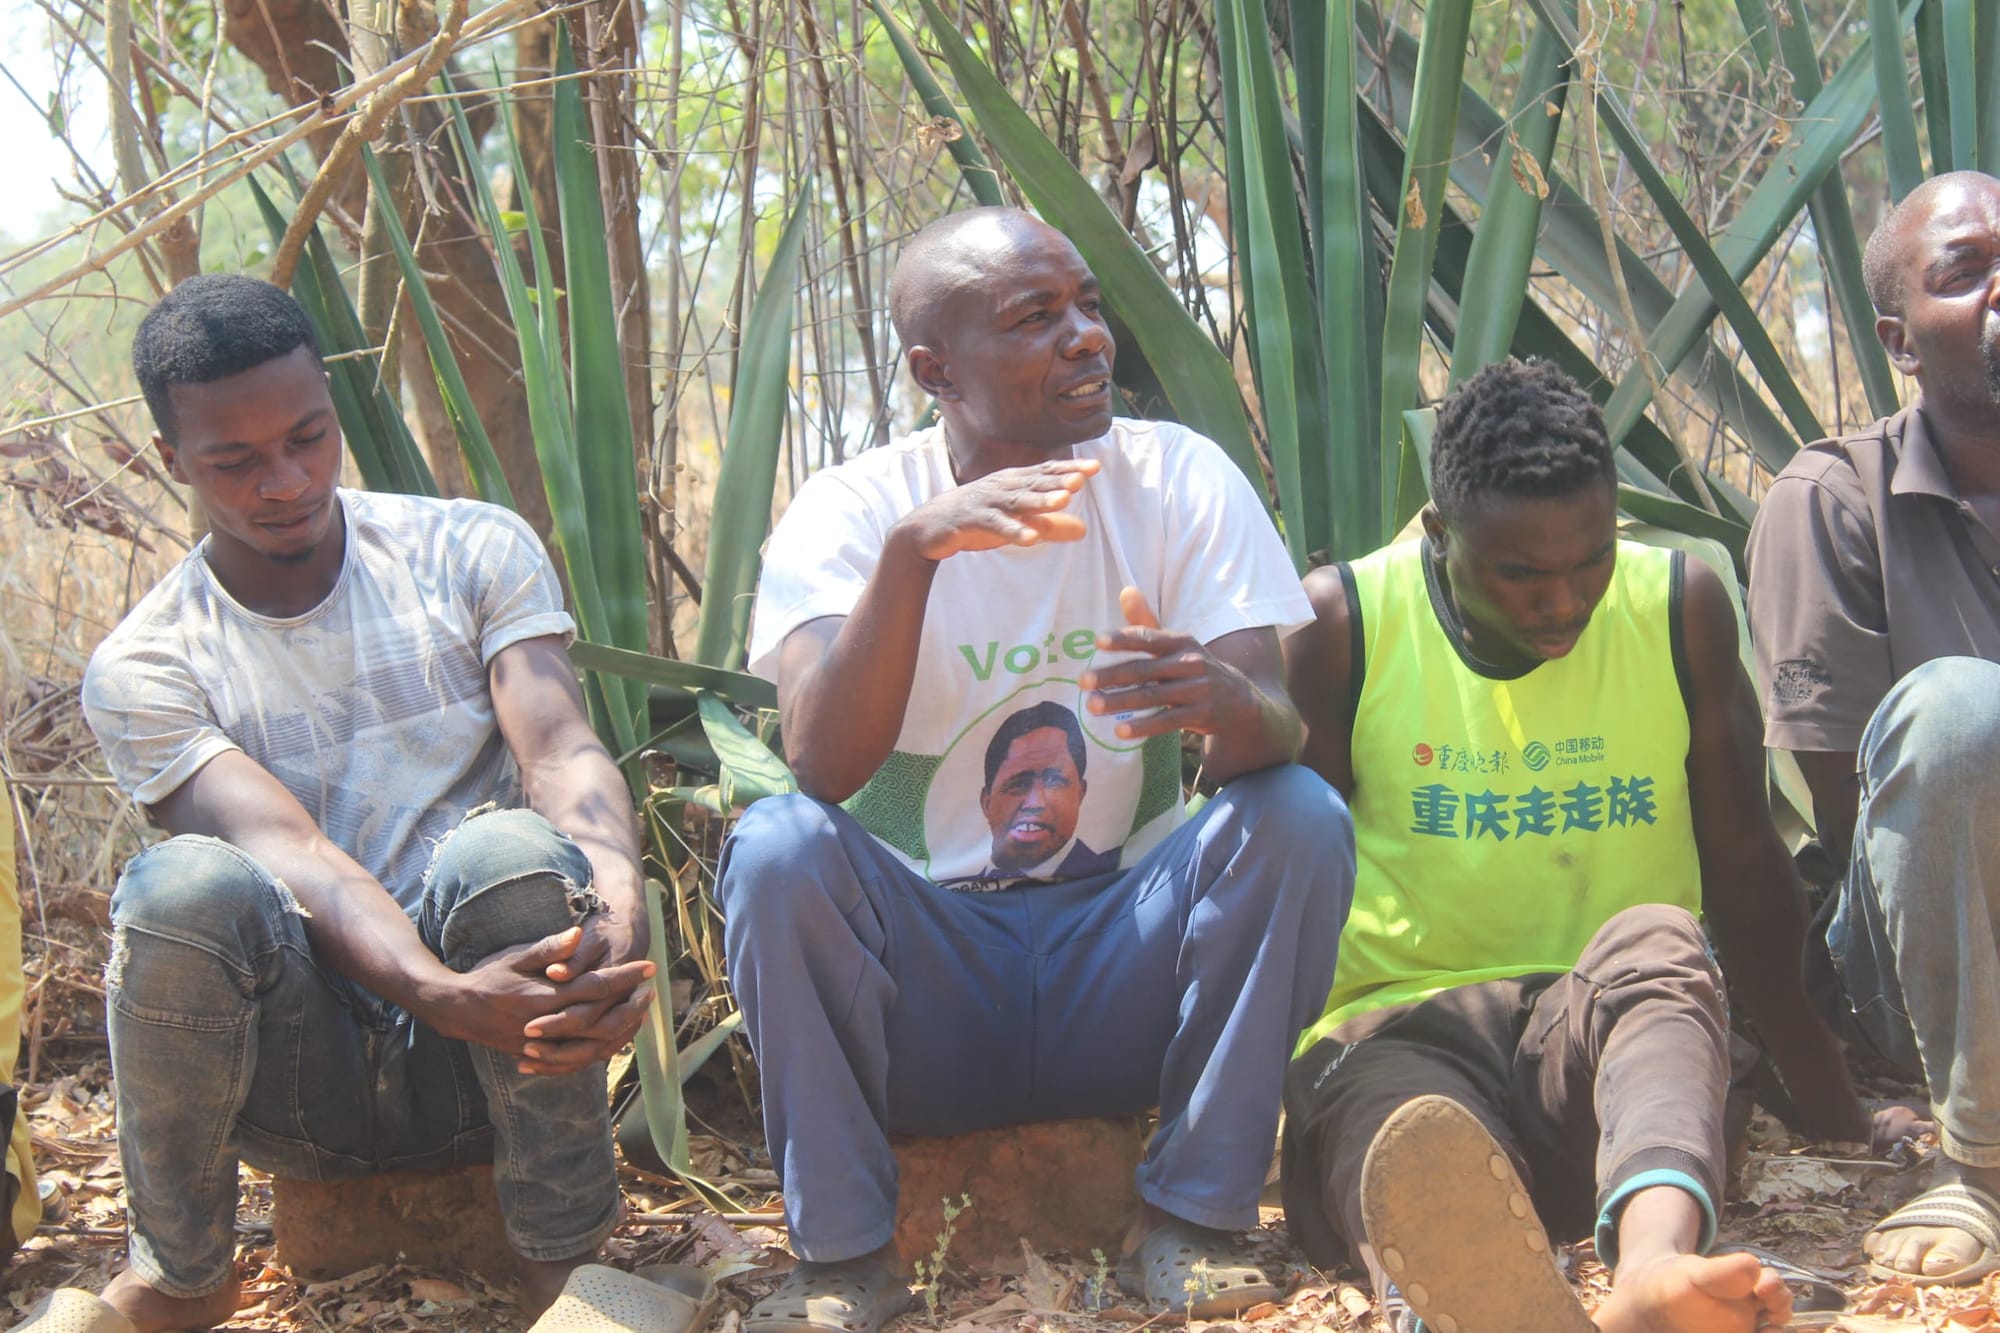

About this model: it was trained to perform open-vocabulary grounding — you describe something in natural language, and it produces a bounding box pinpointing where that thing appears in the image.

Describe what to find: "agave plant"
[875,0,1976,575]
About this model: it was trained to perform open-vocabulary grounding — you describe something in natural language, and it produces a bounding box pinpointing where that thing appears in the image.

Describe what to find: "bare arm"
[1793,750,1861,868]
[146,752,642,1061]
[1681,560,1867,1142]
[777,528,942,803]
[779,458,1099,803]
[489,635,655,1073]
[1197,624,1303,783]
[1285,565,1358,798]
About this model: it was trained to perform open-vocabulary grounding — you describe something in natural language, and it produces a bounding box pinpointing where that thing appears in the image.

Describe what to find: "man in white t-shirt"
[66,276,655,1332]
[717,209,1357,1332]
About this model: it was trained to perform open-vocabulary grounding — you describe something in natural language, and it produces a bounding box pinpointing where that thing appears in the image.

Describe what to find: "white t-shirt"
[83,489,575,912]
[749,418,1310,888]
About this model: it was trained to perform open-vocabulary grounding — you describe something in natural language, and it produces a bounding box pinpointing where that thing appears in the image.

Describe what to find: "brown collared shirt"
[1747,400,2000,752]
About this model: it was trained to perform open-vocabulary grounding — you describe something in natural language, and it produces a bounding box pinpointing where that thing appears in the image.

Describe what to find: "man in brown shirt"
[1749,170,2000,1287]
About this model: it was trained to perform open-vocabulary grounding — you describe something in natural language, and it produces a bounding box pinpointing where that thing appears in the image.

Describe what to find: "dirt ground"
[4,1043,1998,1333]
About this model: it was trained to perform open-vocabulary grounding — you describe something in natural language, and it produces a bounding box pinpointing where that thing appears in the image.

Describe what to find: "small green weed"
[911,1193,972,1322]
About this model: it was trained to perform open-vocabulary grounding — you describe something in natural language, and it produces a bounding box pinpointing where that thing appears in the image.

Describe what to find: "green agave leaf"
[863,0,1003,207]
[1216,0,1325,567]
[568,640,778,710]
[1741,0,1899,419]
[357,143,515,507]
[1293,0,1385,560]
[1945,0,1978,170]
[677,1010,744,1084]
[553,24,651,674]
[1523,0,1824,450]
[1980,3,2000,176]
[1364,5,1804,490]
[692,192,811,671]
[1452,2,1570,382]
[1379,0,1474,530]
[1593,4,1919,456]
[695,692,797,809]
[1367,113,1713,508]
[444,79,637,759]
[1917,0,1955,174]
[1867,0,1926,199]
[635,875,691,1171]
[912,0,1268,504]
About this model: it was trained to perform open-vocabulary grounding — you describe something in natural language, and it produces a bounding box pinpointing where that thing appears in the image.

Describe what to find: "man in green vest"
[1279,359,1897,1332]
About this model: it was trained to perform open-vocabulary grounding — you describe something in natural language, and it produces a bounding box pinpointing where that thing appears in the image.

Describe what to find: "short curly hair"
[1429,358,1614,520]
[132,274,321,443]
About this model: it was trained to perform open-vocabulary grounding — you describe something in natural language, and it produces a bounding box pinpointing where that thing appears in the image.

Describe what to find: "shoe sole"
[1359,1095,1594,1333]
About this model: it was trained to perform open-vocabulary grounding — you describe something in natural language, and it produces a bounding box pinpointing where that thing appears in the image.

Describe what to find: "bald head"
[888,208,1080,350]
[1864,171,2000,315]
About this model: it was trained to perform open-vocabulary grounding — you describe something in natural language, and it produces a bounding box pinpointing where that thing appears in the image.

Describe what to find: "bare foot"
[1864,1158,2000,1281]
[99,1267,243,1332]
[519,1255,595,1320]
[1593,1251,1790,1333]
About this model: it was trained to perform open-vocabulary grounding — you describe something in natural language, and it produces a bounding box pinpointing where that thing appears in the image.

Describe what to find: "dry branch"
[0,0,536,321]
[267,0,469,290]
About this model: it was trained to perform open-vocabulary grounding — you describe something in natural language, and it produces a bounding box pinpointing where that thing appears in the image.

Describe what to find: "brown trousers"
[1281,904,1743,1283]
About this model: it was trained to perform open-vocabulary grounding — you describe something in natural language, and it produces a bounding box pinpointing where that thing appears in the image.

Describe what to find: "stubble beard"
[1983,317,2000,404]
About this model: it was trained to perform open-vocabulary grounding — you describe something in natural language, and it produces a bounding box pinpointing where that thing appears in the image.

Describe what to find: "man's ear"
[1419,504,1448,549]
[1877,314,1918,375]
[908,346,958,401]
[152,432,188,485]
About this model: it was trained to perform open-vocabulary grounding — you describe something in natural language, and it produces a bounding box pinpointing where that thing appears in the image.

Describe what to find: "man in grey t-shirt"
[1748,171,2000,1289]
[60,276,654,1332]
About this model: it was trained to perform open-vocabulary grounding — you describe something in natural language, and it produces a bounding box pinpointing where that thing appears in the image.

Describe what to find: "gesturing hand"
[899,458,1100,562]
[1079,587,1255,739]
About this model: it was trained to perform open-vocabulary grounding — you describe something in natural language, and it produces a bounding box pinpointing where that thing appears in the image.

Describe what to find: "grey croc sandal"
[529,1263,721,1333]
[742,1257,912,1333]
[1116,1218,1281,1318]
[1360,1095,1593,1333]
[12,1289,139,1333]
[1865,1180,2000,1286]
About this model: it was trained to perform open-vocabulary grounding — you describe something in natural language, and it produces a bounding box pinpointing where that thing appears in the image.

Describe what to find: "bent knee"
[1224,764,1354,842]
[716,794,849,916]
[1868,657,2000,790]
[428,807,588,892]
[1579,905,1722,999]
[111,836,294,933]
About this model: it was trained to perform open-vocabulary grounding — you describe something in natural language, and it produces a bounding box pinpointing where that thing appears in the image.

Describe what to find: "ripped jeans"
[104,808,620,1298]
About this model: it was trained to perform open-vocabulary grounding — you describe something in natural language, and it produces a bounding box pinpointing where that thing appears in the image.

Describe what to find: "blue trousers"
[104,808,620,1297]
[715,764,1355,1261]
[1831,656,2000,1166]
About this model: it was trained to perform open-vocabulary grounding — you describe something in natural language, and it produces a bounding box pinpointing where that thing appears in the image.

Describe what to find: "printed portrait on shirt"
[925,680,1157,889]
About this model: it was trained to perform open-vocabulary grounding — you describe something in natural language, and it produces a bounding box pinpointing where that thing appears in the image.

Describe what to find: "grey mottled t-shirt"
[83,488,574,911]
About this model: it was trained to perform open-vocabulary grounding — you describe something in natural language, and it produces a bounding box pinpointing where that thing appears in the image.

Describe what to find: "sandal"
[1864,1180,2000,1286]
[1115,1217,1280,1318]
[742,1256,912,1333]
[529,1263,720,1333]
[12,1289,139,1333]
[1360,1095,1593,1333]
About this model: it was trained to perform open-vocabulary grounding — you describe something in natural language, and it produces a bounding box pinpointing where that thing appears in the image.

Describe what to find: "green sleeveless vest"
[1299,537,1702,1048]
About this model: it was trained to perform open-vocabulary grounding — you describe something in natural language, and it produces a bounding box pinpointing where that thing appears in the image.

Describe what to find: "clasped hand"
[1079,587,1252,739]
[441,915,654,1077]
